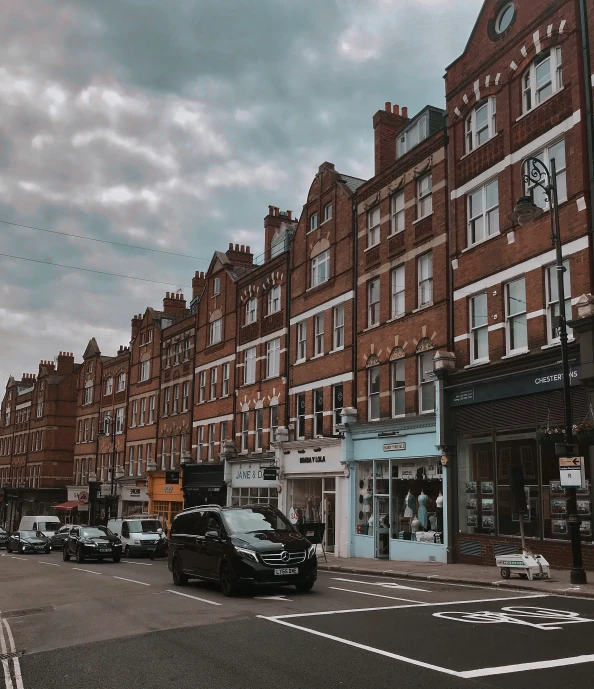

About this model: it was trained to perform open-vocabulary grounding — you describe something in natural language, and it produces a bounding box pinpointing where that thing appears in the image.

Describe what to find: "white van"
[107,516,163,557]
[19,516,62,537]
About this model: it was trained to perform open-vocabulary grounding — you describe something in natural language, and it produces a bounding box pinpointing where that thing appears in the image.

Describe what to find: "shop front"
[346,417,449,563]
[117,478,149,518]
[147,470,183,533]
[53,486,89,524]
[182,463,226,508]
[277,438,348,557]
[3,487,67,531]
[449,361,594,569]
[226,454,279,508]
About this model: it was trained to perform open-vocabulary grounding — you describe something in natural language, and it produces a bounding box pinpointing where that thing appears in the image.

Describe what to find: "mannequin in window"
[436,490,443,532]
[418,489,428,529]
[404,490,415,518]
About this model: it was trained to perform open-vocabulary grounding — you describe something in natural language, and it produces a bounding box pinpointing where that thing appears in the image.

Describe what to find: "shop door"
[322,492,336,553]
[374,496,390,559]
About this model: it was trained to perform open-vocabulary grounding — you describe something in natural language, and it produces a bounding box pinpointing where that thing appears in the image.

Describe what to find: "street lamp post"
[510,156,587,585]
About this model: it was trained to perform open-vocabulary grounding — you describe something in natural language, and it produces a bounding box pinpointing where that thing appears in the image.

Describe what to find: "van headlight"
[133,539,141,545]
[235,546,258,562]
[307,544,316,559]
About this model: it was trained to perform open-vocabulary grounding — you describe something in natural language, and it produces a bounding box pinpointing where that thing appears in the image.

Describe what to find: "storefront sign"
[299,455,326,464]
[263,467,277,481]
[163,486,174,493]
[282,444,344,474]
[384,442,406,452]
[559,456,585,488]
[231,462,273,489]
[121,485,147,502]
[449,363,580,407]
[166,470,180,485]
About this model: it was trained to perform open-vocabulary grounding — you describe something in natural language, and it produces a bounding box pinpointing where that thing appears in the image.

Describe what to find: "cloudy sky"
[0,0,482,385]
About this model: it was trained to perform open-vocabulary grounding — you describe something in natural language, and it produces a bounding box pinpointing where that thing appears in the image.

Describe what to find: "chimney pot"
[229,242,233,250]
[246,246,250,253]
[393,104,400,115]
[385,101,391,112]
[268,205,274,215]
[402,106,408,117]
[287,210,292,219]
[240,245,245,252]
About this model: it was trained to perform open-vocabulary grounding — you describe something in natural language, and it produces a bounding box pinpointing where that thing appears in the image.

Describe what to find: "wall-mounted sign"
[263,467,277,481]
[299,455,326,464]
[384,442,406,452]
[165,470,180,485]
[231,462,272,488]
[78,491,89,504]
[559,456,585,488]
[283,444,344,474]
[163,486,174,493]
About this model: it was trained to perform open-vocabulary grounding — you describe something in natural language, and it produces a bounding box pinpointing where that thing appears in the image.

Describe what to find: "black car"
[0,526,8,549]
[168,504,317,596]
[7,530,51,554]
[51,525,73,548]
[63,526,122,562]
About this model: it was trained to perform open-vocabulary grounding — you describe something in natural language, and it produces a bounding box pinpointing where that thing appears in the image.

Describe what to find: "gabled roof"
[445,0,488,71]
[83,337,101,360]
[337,173,367,194]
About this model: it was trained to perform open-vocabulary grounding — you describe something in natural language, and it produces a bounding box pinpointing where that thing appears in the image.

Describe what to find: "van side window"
[171,513,191,535]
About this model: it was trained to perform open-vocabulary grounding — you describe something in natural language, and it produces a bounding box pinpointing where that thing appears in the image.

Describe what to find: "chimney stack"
[373,102,410,175]
[56,351,74,376]
[226,243,254,266]
[264,205,297,262]
[131,314,142,342]
[192,271,206,299]
[163,292,187,315]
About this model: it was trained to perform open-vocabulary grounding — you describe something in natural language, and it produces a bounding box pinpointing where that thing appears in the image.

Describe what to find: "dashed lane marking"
[121,560,153,566]
[166,590,222,606]
[72,568,102,575]
[112,576,151,586]
[38,561,60,567]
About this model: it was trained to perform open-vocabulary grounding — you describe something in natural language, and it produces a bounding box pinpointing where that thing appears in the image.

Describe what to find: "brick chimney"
[226,243,254,266]
[56,351,74,376]
[264,207,296,262]
[131,314,142,341]
[373,102,410,175]
[192,271,206,299]
[163,292,187,315]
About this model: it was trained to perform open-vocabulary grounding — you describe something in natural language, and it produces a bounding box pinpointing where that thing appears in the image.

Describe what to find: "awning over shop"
[54,501,84,511]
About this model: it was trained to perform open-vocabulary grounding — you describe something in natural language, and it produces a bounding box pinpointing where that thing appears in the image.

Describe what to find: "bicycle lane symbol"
[433,606,594,631]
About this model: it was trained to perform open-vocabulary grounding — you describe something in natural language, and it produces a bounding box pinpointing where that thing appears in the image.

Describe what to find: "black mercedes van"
[168,504,317,596]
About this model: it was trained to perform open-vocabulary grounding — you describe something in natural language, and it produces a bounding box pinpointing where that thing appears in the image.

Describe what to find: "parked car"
[168,504,317,596]
[0,526,9,549]
[18,516,62,537]
[107,517,163,557]
[7,530,51,554]
[63,526,122,563]
[51,525,73,548]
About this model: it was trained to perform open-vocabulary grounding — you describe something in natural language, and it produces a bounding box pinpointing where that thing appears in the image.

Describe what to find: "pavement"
[2,548,594,689]
[318,554,594,598]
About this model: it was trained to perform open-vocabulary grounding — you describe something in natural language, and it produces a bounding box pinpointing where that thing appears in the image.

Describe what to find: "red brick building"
[444,0,594,567]
[0,353,78,529]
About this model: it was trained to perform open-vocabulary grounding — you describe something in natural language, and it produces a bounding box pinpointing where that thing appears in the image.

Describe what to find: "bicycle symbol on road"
[433,606,594,631]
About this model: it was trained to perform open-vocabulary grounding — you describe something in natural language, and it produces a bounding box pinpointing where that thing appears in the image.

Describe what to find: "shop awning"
[54,501,84,511]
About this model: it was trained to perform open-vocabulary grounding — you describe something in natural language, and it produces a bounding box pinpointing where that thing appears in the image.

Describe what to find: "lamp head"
[509,195,544,226]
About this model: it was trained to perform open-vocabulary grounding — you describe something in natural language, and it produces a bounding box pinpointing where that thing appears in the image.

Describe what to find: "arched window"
[465,97,496,153]
[245,297,257,324]
[267,285,281,314]
[523,48,562,113]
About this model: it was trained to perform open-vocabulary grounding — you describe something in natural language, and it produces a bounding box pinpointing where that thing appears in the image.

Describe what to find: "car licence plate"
[99,549,111,553]
[274,567,298,576]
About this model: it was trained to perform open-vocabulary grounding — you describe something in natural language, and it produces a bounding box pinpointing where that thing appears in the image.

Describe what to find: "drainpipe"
[352,201,359,407]
[284,237,292,430]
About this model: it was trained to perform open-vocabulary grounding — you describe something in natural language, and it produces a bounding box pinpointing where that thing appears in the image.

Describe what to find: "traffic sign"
[559,457,581,468]
[559,456,585,488]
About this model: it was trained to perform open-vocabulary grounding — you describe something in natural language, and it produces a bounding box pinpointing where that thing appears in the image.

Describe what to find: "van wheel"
[76,547,85,563]
[172,558,188,586]
[63,547,71,561]
[220,562,239,597]
[45,548,51,554]
[295,582,314,593]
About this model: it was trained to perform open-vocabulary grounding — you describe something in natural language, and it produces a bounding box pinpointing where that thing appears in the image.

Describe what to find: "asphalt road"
[1,548,594,689]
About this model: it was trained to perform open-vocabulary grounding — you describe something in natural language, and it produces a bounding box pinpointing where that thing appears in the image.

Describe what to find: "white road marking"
[72,568,102,575]
[267,593,549,620]
[0,613,14,689]
[329,587,421,603]
[38,561,60,567]
[259,617,463,677]
[460,654,594,678]
[112,576,151,586]
[11,558,28,562]
[1,619,23,689]
[166,589,222,606]
[254,595,293,601]
[121,560,153,566]
[331,577,429,592]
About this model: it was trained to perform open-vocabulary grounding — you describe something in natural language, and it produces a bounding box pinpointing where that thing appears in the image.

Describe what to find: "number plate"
[274,567,298,576]
[99,549,111,553]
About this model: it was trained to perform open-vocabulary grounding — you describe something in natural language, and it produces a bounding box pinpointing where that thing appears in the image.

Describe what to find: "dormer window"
[523,48,562,113]
[465,97,496,153]
[397,114,427,157]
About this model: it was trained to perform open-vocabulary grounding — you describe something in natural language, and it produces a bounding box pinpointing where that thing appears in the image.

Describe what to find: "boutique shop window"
[390,459,443,543]
[355,462,374,535]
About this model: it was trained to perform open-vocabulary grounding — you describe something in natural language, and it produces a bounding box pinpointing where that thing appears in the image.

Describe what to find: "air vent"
[459,539,482,556]
[493,542,520,556]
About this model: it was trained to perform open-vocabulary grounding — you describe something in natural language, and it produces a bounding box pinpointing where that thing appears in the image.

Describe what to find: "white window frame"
[170,436,176,470]
[184,338,191,360]
[199,371,206,402]
[182,382,189,412]
[465,97,497,153]
[140,360,150,382]
[470,293,489,364]
[209,318,222,345]
[390,265,405,319]
[213,277,221,296]
[367,206,380,248]
[222,363,230,396]
[245,298,257,325]
[131,399,138,427]
[164,387,170,416]
[255,409,263,450]
[546,261,572,344]
[391,359,405,418]
[505,278,528,355]
[324,202,332,222]
[128,447,134,477]
[140,397,146,425]
[210,368,217,399]
[314,313,325,356]
[244,347,256,385]
[523,47,563,114]
[390,191,405,235]
[467,178,499,245]
[117,373,126,392]
[149,395,155,424]
[417,252,433,307]
[105,377,113,396]
[418,351,435,414]
[333,305,344,350]
[368,367,380,421]
[266,338,280,378]
[197,426,204,461]
[241,411,249,452]
[297,321,307,361]
[84,382,93,406]
[267,285,281,315]
[311,250,330,287]
[309,212,318,233]
[173,385,179,414]
[116,407,124,434]
[417,173,433,219]
[397,114,427,157]
[368,278,380,327]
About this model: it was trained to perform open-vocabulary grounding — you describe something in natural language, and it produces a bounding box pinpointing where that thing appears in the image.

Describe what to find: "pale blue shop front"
[342,389,450,563]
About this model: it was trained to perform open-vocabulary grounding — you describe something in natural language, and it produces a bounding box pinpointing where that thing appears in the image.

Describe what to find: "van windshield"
[223,507,294,534]
[127,520,162,534]
[37,521,61,532]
